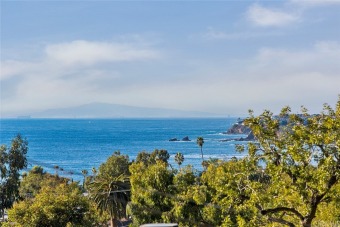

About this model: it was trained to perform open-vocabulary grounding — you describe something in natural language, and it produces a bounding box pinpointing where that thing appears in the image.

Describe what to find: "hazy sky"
[1,0,340,117]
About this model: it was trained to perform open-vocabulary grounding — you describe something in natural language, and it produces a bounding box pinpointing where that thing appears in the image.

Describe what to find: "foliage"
[174,152,184,169]
[129,160,174,226]
[239,98,340,227]
[97,151,130,179]
[87,174,130,227]
[129,159,208,226]
[201,158,264,226]
[87,151,131,227]
[168,165,205,226]
[19,166,68,199]
[135,149,170,166]
[8,182,96,227]
[0,135,28,219]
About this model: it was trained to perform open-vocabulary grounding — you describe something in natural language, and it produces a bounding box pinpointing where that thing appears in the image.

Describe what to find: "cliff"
[225,121,251,135]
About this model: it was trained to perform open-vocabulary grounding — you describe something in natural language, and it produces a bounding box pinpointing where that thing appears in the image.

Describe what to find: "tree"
[151,149,170,163]
[136,149,170,166]
[169,165,206,226]
[129,160,174,226]
[239,98,340,227]
[87,151,131,227]
[19,166,68,199]
[81,169,88,189]
[129,159,206,226]
[201,158,263,226]
[92,167,97,177]
[0,134,28,220]
[8,182,95,227]
[174,152,184,169]
[98,151,129,179]
[87,174,130,227]
[196,137,205,163]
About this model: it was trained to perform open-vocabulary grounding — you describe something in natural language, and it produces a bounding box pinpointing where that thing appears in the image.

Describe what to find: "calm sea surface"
[0,118,247,181]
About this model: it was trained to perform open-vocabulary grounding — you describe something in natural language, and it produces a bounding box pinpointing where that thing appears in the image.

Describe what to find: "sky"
[1,0,340,117]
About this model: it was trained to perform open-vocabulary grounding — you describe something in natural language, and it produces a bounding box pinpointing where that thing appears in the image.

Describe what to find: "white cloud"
[0,40,160,81]
[247,4,299,27]
[0,40,162,116]
[1,61,33,80]
[44,40,160,66]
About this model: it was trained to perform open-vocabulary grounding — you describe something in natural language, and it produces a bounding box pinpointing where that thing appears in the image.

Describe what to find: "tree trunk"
[1,208,5,222]
[110,217,118,227]
[302,223,311,227]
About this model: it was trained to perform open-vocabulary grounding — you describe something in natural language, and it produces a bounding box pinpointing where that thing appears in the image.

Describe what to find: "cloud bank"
[2,38,339,116]
[1,1,339,117]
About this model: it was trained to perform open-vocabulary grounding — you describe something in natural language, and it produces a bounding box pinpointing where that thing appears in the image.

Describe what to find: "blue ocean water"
[0,118,247,182]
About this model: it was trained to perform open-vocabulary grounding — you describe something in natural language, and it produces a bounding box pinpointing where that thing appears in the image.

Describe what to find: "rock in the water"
[169,138,179,142]
[181,136,191,141]
[238,132,255,141]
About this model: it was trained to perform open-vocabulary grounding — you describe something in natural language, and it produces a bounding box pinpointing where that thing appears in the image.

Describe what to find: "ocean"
[0,118,248,182]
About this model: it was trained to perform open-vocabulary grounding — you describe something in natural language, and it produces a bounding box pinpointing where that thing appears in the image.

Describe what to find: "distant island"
[22,102,224,118]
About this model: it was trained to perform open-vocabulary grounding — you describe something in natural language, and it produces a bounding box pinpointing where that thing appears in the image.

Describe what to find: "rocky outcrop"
[169,138,179,142]
[221,119,254,142]
[237,132,255,141]
[181,136,191,141]
[223,115,294,142]
[225,121,251,135]
[169,136,191,142]
[220,131,255,142]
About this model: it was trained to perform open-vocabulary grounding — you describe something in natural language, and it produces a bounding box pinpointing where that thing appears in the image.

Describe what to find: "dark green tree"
[0,134,28,220]
[98,151,129,179]
[88,174,130,227]
[87,151,131,227]
[136,149,170,166]
[135,151,152,166]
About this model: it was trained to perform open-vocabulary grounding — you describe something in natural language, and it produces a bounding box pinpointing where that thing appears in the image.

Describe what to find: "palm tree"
[92,167,97,177]
[174,152,184,169]
[88,174,130,227]
[54,165,59,177]
[81,169,88,189]
[196,137,204,163]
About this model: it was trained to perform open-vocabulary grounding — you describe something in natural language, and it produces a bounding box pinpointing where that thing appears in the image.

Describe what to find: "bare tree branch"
[268,216,296,227]
[260,206,304,221]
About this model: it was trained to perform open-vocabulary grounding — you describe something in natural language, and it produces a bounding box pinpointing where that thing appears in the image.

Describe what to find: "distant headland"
[10,102,225,119]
